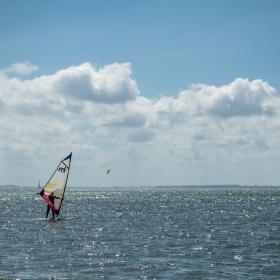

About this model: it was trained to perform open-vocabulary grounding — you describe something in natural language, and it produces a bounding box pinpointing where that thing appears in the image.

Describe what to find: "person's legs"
[51,208,55,219]
[46,205,50,218]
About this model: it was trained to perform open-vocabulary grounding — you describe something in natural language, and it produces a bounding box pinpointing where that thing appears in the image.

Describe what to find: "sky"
[0,0,280,187]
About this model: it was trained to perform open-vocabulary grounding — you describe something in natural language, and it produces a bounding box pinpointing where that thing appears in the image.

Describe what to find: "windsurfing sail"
[106,168,111,175]
[39,153,72,216]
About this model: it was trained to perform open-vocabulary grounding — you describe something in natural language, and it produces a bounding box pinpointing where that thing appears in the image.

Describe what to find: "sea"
[0,186,280,279]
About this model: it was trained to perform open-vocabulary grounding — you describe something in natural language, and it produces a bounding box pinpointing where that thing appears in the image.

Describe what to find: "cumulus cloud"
[104,112,146,127]
[129,128,155,142]
[1,60,280,185]
[53,62,139,103]
[178,78,277,118]
[1,61,38,75]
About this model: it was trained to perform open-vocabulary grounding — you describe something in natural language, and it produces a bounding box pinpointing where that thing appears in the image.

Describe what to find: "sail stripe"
[61,161,69,168]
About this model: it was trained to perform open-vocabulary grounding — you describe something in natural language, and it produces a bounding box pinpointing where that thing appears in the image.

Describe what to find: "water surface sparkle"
[0,187,280,279]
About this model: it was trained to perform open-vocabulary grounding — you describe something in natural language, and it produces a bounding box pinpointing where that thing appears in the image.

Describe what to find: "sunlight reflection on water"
[0,187,280,279]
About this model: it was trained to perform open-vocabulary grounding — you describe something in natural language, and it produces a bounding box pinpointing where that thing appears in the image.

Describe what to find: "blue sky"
[1,1,280,186]
[1,0,279,95]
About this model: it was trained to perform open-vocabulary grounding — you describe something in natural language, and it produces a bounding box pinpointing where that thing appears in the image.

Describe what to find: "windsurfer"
[46,191,60,219]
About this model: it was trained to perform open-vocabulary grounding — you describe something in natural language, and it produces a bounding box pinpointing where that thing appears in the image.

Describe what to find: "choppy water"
[0,187,280,279]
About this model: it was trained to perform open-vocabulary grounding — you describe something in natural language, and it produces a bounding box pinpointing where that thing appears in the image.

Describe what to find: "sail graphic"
[39,153,72,215]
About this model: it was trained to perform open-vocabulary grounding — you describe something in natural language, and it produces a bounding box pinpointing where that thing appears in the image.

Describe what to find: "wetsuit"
[46,194,60,219]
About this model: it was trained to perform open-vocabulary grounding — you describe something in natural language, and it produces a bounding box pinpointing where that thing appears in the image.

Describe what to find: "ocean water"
[0,187,280,279]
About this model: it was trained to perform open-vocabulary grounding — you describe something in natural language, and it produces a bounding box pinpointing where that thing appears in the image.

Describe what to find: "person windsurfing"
[45,191,60,219]
[38,153,72,219]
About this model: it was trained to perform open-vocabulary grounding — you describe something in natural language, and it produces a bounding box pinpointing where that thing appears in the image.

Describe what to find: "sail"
[40,153,72,215]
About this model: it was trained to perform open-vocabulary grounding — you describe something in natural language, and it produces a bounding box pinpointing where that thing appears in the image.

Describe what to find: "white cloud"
[1,61,280,186]
[52,62,139,103]
[128,128,155,142]
[104,112,146,127]
[1,61,38,75]
[178,78,276,118]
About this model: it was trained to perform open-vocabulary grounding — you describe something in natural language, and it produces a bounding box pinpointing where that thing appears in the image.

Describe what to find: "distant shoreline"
[1,184,280,190]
